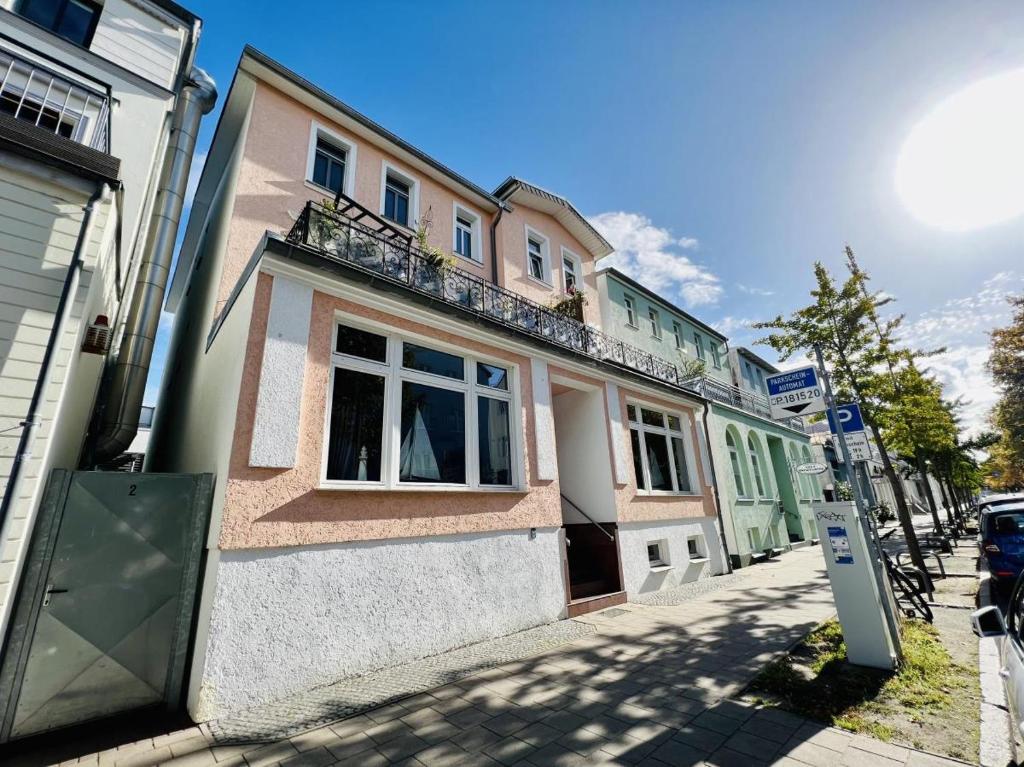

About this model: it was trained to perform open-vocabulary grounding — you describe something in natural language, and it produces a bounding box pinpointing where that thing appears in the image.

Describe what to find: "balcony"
[288,198,706,394]
[0,46,110,152]
[694,376,806,433]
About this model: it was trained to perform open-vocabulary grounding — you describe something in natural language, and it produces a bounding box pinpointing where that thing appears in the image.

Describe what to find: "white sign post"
[765,366,827,420]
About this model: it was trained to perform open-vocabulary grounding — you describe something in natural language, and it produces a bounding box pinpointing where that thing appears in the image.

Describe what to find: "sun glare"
[895,68,1024,231]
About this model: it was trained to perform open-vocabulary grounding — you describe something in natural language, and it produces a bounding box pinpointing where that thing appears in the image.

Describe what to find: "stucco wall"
[618,518,725,596]
[215,82,496,310]
[220,275,563,550]
[193,527,566,719]
[596,272,730,385]
[497,205,602,328]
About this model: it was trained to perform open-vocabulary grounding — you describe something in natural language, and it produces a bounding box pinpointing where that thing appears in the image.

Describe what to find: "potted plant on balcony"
[310,198,348,255]
[549,286,587,323]
[676,353,706,386]
[413,209,458,298]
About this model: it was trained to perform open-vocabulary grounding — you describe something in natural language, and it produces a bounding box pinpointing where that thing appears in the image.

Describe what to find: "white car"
[973,572,1024,754]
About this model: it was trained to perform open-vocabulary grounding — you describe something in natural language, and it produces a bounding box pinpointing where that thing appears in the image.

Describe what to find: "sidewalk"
[16,547,971,767]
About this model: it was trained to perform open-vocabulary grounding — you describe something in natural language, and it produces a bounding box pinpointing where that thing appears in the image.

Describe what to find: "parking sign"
[765,366,827,420]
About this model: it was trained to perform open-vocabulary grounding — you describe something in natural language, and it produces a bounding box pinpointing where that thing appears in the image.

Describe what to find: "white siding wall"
[0,161,114,613]
[89,0,188,90]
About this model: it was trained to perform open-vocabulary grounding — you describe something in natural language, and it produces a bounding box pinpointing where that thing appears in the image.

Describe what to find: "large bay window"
[626,403,696,494]
[324,321,518,489]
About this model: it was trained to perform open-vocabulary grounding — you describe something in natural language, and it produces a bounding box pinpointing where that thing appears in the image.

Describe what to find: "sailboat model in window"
[399,406,441,481]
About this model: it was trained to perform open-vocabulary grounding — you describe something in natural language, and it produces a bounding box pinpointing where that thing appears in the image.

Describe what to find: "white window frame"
[693,332,706,361]
[687,534,708,562]
[452,202,483,264]
[626,401,700,496]
[747,434,769,499]
[560,247,582,295]
[726,429,751,499]
[524,226,552,286]
[647,307,662,340]
[320,313,523,492]
[710,342,722,369]
[623,294,639,329]
[672,321,684,350]
[306,121,358,197]
[379,161,420,231]
[647,539,671,570]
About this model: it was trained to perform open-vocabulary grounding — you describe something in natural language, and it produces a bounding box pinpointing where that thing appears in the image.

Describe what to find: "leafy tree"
[754,261,931,576]
[988,295,1024,485]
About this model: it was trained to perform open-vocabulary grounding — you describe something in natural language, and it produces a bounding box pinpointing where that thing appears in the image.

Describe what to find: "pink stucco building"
[150,46,727,720]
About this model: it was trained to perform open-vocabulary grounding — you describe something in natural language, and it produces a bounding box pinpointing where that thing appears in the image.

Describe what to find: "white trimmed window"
[626,403,697,494]
[726,429,748,497]
[647,540,669,568]
[307,123,357,196]
[747,434,768,498]
[380,162,419,229]
[687,535,707,560]
[711,342,722,369]
[647,307,662,339]
[453,204,482,263]
[673,322,684,350]
[693,333,706,361]
[525,227,551,284]
[324,320,518,489]
[561,248,581,294]
[624,295,638,328]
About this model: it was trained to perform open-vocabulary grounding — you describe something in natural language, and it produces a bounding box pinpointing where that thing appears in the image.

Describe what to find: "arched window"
[747,434,767,498]
[726,430,747,497]
[790,443,810,500]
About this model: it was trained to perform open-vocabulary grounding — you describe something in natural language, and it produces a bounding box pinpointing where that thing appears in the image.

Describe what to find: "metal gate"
[0,471,213,742]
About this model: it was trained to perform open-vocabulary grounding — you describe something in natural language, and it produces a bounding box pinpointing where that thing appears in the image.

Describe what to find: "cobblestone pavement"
[19,547,971,767]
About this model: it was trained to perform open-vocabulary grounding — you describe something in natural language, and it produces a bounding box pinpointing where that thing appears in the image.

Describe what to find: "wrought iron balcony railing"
[288,199,706,394]
[0,46,110,152]
[693,375,806,432]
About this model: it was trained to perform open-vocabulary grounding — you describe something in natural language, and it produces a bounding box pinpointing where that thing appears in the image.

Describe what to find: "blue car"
[981,502,1024,589]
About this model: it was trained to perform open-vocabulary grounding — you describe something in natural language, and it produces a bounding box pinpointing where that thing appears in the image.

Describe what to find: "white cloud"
[713,316,757,335]
[737,284,775,297]
[589,211,721,307]
[899,270,1024,434]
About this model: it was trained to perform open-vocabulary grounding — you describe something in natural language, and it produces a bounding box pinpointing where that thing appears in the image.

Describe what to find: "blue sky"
[147,0,1024,430]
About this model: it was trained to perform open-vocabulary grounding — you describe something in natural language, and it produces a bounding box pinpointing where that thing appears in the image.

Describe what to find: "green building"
[597,268,823,567]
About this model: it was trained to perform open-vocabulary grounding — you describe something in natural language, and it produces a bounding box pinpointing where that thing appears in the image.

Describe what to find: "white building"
[0,0,213,637]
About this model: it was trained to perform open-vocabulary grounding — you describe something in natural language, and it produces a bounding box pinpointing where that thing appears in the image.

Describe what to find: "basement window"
[647,540,669,568]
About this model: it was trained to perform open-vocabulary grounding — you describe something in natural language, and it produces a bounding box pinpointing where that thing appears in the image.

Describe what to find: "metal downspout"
[0,183,111,637]
[91,67,216,463]
[702,400,734,573]
[488,203,506,284]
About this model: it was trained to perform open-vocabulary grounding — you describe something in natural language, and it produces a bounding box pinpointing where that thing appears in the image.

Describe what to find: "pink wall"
[498,205,603,328]
[219,273,561,551]
[612,386,718,524]
[217,82,496,310]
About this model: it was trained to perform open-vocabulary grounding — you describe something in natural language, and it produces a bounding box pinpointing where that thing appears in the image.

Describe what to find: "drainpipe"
[488,202,507,284]
[91,67,217,463]
[0,183,112,635]
[701,400,733,574]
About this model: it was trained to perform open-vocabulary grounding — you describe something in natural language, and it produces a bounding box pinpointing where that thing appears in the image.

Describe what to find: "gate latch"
[43,584,68,607]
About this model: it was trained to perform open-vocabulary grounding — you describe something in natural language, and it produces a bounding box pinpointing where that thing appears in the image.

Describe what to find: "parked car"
[980,502,1024,589]
[979,493,1024,515]
[973,572,1024,757]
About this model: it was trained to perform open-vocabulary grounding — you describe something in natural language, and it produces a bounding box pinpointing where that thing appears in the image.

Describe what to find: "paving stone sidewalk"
[23,547,972,767]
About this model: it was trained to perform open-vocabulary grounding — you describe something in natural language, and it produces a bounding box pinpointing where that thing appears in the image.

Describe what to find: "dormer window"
[17,0,101,47]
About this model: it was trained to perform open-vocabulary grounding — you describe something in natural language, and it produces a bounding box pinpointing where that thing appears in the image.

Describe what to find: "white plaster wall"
[248,276,313,468]
[531,359,557,480]
[552,388,616,524]
[194,527,566,720]
[605,383,629,485]
[619,518,725,597]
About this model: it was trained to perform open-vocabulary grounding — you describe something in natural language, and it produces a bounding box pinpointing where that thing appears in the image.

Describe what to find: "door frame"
[0,470,214,743]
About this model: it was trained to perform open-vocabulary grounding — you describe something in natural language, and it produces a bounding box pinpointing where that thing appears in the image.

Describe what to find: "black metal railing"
[692,376,806,433]
[288,198,704,393]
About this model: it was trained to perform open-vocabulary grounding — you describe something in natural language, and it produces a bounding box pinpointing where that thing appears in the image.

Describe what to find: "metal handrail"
[0,46,110,152]
[288,200,705,395]
[560,493,615,542]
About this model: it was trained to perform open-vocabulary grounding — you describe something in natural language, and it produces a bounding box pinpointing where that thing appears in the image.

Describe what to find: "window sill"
[635,490,704,499]
[526,274,554,289]
[649,564,673,573]
[317,483,527,494]
[305,179,341,198]
[651,335,663,342]
[452,251,484,268]
[625,323,639,331]
[735,497,757,504]
[688,556,709,564]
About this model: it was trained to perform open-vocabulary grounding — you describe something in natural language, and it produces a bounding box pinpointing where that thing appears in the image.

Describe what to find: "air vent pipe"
[92,67,216,462]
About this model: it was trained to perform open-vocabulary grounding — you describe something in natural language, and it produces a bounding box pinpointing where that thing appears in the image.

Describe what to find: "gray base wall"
[618,518,725,597]
[193,527,566,720]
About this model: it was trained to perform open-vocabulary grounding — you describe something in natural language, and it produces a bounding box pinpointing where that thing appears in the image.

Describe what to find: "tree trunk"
[936,476,955,526]
[916,453,943,534]
[944,474,963,523]
[869,423,930,580]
